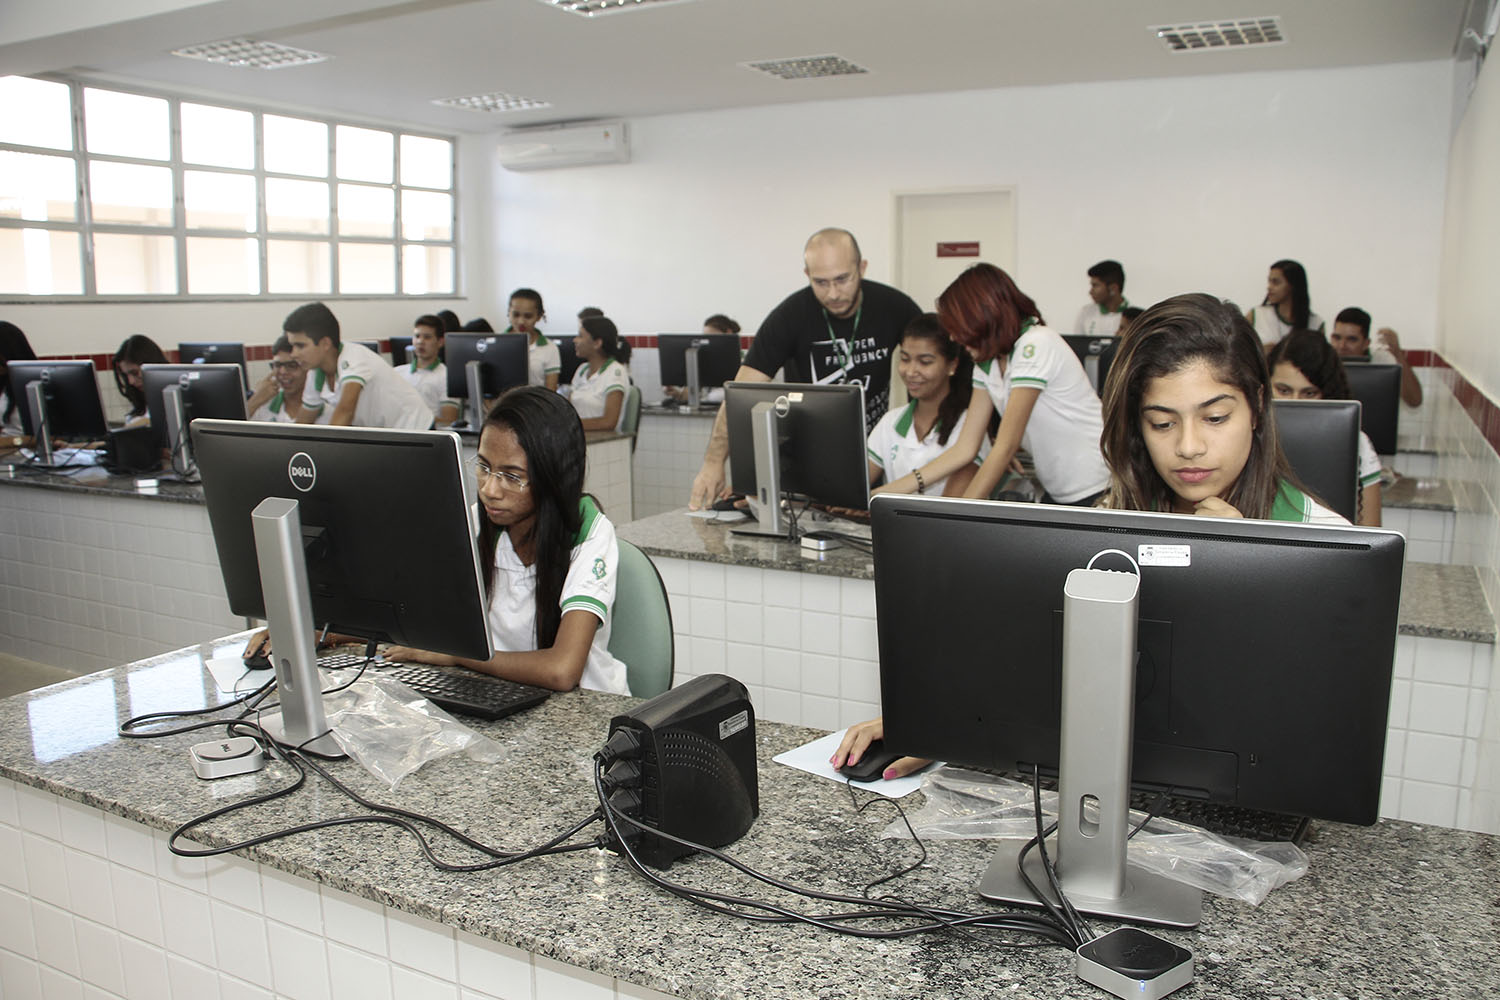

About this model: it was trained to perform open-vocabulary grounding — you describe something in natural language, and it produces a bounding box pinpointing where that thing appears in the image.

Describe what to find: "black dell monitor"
[1342,362,1402,455]
[724,381,869,538]
[388,335,413,367]
[177,341,248,383]
[192,419,492,754]
[871,495,1403,926]
[1061,334,1115,395]
[658,333,743,407]
[141,363,248,476]
[554,337,582,386]
[445,333,528,428]
[6,360,109,465]
[1271,399,1361,523]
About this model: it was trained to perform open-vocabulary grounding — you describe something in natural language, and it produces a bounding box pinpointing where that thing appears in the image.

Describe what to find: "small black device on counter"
[837,739,903,782]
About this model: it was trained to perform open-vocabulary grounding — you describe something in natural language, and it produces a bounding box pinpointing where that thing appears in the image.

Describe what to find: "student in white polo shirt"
[570,316,632,431]
[866,314,986,497]
[283,302,432,429]
[504,288,561,391]
[1072,259,1130,337]
[399,314,459,427]
[875,264,1110,506]
[383,387,629,694]
[247,336,328,424]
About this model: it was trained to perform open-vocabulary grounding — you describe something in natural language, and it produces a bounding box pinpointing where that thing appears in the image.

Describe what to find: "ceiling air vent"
[745,55,870,81]
[170,39,331,69]
[538,0,700,16]
[433,92,552,113]
[1152,17,1285,53]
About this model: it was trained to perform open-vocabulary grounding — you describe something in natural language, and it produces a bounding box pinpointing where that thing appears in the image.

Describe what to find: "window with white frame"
[0,76,456,298]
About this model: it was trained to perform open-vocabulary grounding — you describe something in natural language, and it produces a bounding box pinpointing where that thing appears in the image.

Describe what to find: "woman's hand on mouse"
[830,717,931,780]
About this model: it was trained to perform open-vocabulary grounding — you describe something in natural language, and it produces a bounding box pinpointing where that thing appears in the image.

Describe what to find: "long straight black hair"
[112,334,168,417]
[0,322,37,425]
[1264,259,1312,330]
[478,386,589,649]
[901,313,972,446]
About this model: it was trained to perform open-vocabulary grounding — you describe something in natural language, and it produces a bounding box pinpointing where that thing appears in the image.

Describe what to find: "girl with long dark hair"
[1247,259,1323,345]
[865,313,983,496]
[1101,293,1343,523]
[1,321,38,434]
[384,386,629,693]
[570,315,632,431]
[112,334,169,424]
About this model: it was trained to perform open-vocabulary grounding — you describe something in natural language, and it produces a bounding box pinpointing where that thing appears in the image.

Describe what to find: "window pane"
[400,189,451,242]
[264,115,328,177]
[268,240,330,294]
[0,152,77,222]
[0,228,83,294]
[88,161,173,226]
[336,125,393,183]
[402,244,454,295]
[0,77,74,150]
[399,134,452,189]
[337,183,393,238]
[182,103,253,168]
[184,171,256,231]
[94,232,177,294]
[187,237,259,294]
[338,242,394,294]
[83,88,169,160]
[266,178,329,234]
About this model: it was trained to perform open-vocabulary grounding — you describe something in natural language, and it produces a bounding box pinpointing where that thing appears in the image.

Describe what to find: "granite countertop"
[1398,562,1496,643]
[618,509,875,580]
[0,461,205,504]
[1395,432,1438,455]
[641,403,719,418]
[3,641,1499,999]
[1383,475,1455,511]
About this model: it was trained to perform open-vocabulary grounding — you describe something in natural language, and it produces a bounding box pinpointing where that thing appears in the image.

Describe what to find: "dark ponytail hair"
[1265,259,1312,331]
[1266,329,1352,400]
[478,386,588,649]
[901,313,972,446]
[580,316,631,366]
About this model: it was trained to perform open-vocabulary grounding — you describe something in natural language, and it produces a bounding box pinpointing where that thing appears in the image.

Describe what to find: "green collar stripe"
[1270,481,1310,522]
[893,401,917,437]
[976,359,996,376]
[562,594,608,621]
[574,495,601,545]
[313,369,327,392]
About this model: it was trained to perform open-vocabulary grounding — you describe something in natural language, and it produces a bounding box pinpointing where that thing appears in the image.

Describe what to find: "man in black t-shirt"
[688,228,921,509]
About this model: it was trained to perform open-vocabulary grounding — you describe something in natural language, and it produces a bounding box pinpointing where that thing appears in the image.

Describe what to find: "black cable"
[593,761,1077,948]
[1026,765,1093,944]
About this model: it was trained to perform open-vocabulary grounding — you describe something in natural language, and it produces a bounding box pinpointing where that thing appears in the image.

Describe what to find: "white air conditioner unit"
[496,121,630,171]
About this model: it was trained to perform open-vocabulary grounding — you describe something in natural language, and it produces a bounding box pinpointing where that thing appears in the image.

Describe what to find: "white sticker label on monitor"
[1138,544,1191,567]
[719,709,750,740]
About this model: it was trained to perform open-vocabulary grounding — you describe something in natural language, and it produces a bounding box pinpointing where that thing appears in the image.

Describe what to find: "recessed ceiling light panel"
[744,55,870,81]
[170,38,331,69]
[432,92,553,113]
[1152,17,1286,52]
[538,0,699,16]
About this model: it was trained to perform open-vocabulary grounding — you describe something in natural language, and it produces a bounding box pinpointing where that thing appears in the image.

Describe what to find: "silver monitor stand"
[250,496,344,757]
[732,397,790,539]
[162,382,197,477]
[684,345,702,409]
[978,565,1202,928]
[23,380,55,467]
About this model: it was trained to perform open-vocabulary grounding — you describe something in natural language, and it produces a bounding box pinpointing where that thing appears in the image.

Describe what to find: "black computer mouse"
[837,740,903,782]
[244,652,272,671]
[711,495,746,512]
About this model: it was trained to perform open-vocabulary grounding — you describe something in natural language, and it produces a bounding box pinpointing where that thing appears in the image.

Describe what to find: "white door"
[894,188,1016,314]
[888,189,1016,408]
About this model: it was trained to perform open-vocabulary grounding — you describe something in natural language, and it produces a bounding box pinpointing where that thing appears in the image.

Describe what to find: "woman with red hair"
[873,263,1109,505]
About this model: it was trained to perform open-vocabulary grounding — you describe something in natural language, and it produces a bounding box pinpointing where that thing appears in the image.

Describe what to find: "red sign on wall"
[937,241,980,258]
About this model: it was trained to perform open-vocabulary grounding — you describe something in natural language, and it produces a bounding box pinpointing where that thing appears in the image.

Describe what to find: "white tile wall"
[633,413,715,520]
[0,485,244,673]
[0,777,685,1000]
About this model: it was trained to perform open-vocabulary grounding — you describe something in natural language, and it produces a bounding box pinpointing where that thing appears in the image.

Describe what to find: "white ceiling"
[0,0,1472,134]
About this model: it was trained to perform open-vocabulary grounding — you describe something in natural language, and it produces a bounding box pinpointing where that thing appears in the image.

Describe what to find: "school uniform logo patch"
[592,558,607,580]
[1023,344,1036,359]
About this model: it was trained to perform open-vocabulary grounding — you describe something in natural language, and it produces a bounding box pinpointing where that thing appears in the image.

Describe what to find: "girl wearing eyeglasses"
[384,386,630,694]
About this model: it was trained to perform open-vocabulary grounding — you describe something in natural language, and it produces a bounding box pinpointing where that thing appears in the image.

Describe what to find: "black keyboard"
[378,664,550,721]
[317,652,374,670]
[1132,791,1310,845]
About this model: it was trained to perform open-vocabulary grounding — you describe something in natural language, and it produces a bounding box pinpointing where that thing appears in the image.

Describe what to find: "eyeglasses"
[467,456,529,492]
[269,361,301,372]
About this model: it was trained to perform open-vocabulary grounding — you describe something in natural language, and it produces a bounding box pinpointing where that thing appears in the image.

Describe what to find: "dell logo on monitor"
[287,452,316,492]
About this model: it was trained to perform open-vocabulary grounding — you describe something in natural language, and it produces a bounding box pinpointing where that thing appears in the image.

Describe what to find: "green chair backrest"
[607,538,674,698]
[618,384,642,438]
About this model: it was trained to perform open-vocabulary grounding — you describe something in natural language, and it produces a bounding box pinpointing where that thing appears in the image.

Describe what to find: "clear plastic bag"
[322,677,506,790]
[882,766,1307,906]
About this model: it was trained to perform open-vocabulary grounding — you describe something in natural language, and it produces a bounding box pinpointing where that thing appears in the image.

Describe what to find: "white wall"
[5,138,493,358]
[1440,51,1500,399]
[487,60,1453,343]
